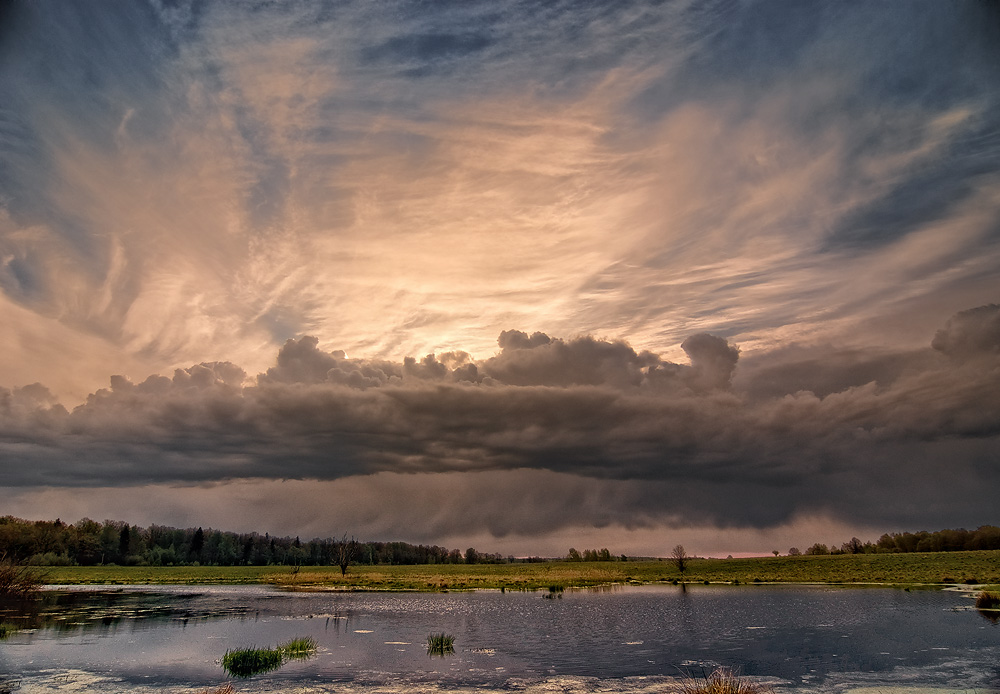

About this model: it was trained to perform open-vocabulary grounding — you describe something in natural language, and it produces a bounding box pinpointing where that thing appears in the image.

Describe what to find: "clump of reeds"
[975,590,1000,610]
[426,633,455,656]
[221,647,284,678]
[221,636,317,677]
[0,621,21,639]
[281,636,317,660]
[680,667,774,694]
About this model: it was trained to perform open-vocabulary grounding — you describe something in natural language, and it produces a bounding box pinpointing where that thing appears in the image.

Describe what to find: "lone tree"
[671,544,688,574]
[0,552,42,597]
[334,534,360,576]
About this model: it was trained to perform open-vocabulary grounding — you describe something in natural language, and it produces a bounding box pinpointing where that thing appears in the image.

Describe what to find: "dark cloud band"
[2,306,998,530]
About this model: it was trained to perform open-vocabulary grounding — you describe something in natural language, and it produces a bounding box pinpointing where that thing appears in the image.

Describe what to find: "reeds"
[221,636,317,677]
[975,590,1000,609]
[426,632,455,656]
[221,647,284,677]
[281,636,317,660]
[680,667,774,694]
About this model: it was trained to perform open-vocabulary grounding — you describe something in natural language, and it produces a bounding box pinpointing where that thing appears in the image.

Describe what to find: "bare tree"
[334,535,359,576]
[0,552,43,597]
[671,544,687,574]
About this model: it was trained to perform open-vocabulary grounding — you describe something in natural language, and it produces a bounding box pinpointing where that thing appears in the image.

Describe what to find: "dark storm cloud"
[1,307,998,531]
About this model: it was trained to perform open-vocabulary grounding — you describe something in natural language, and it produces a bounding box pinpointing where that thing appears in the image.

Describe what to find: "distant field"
[39,550,1000,591]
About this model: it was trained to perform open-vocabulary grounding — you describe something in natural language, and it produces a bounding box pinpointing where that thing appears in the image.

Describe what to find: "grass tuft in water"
[222,636,317,677]
[221,647,284,678]
[281,636,317,660]
[975,590,1000,609]
[681,667,774,694]
[0,621,21,639]
[426,632,455,656]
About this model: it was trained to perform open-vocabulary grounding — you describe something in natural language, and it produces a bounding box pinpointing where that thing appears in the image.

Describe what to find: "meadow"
[38,550,1000,591]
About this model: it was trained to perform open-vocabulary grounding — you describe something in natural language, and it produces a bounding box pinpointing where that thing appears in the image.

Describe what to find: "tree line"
[788,525,1000,556]
[0,516,508,567]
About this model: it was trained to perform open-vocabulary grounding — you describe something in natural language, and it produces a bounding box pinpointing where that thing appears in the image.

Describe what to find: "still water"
[0,584,997,693]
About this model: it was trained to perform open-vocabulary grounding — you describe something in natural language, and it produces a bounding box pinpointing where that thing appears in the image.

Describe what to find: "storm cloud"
[1,307,997,534]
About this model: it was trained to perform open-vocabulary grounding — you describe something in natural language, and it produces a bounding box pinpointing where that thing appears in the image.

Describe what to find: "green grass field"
[37,550,1000,591]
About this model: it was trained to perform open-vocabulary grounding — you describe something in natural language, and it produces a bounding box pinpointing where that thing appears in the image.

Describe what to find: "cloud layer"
[2,306,998,537]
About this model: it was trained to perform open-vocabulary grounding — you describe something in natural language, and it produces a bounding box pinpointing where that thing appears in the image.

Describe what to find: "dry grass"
[975,590,1000,609]
[195,685,234,694]
[680,667,773,694]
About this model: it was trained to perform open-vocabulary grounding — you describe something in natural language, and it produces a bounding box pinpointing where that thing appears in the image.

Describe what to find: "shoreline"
[29,550,1000,592]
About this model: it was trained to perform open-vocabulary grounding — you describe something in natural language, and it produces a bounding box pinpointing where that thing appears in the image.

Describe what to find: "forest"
[0,516,507,567]
[2,515,999,567]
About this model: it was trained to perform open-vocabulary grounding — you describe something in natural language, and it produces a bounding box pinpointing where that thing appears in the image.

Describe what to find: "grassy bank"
[37,550,1000,591]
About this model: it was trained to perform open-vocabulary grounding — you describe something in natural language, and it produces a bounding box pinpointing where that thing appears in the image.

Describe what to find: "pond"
[0,584,997,693]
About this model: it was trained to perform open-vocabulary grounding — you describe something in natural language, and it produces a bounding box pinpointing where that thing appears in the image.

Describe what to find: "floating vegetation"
[680,667,774,694]
[0,621,21,638]
[221,636,317,677]
[426,632,455,656]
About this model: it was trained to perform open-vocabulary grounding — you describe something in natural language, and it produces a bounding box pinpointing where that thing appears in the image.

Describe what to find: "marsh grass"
[426,633,455,656]
[39,550,1000,591]
[221,646,284,677]
[975,590,1000,611]
[0,621,21,638]
[974,590,1000,623]
[221,637,317,677]
[281,636,317,660]
[681,667,774,694]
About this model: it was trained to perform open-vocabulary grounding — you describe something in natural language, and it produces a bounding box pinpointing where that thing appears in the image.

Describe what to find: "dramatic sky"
[1,1,998,557]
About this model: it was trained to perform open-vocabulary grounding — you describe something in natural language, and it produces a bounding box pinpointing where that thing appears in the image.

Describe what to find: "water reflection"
[0,587,254,635]
[0,584,996,693]
[979,608,1000,624]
